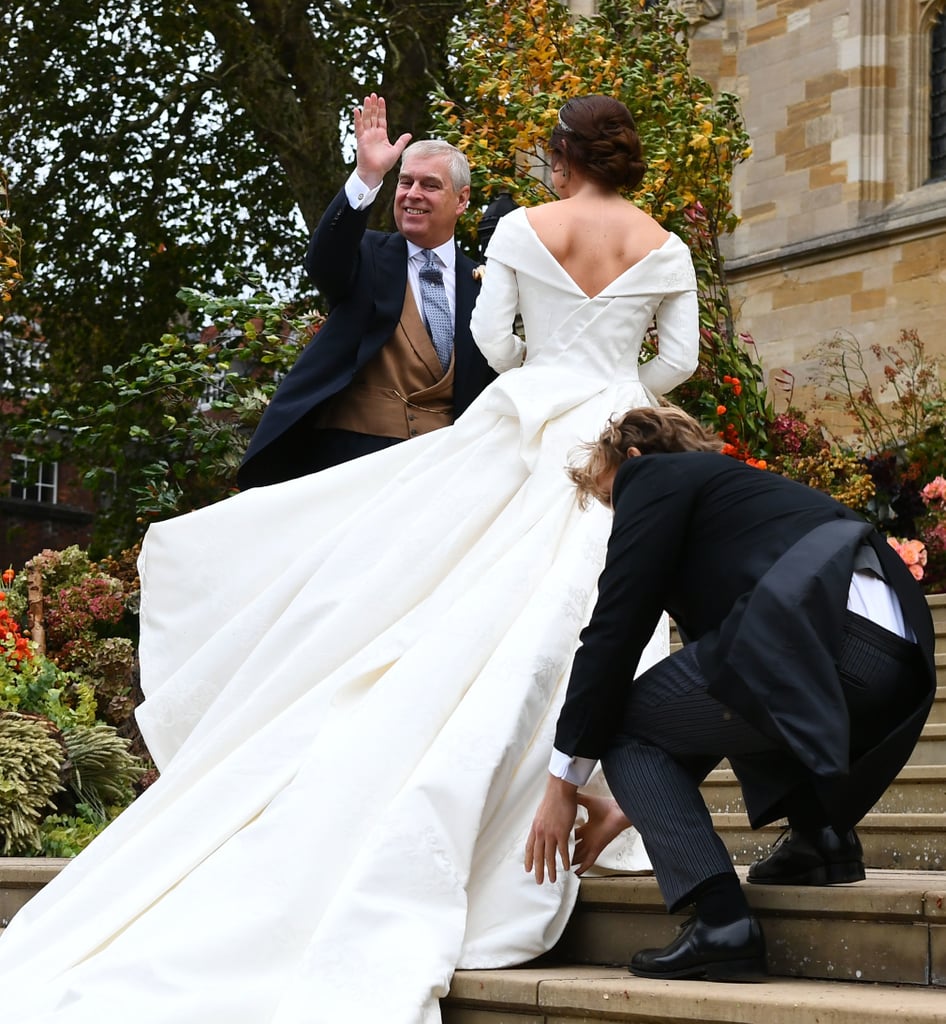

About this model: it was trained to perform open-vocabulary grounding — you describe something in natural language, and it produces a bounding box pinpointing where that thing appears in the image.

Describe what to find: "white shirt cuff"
[345,171,383,211]
[548,747,598,787]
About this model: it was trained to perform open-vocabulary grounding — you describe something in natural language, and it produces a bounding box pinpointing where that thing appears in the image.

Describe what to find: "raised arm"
[305,93,412,304]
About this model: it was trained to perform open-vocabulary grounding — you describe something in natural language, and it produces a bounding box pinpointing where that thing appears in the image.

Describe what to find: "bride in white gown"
[0,96,698,1023]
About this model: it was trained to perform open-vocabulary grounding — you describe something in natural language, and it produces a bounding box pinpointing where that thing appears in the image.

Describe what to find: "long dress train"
[0,209,698,1024]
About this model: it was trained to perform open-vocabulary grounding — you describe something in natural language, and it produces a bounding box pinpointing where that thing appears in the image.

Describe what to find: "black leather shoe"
[747,826,865,886]
[629,915,766,981]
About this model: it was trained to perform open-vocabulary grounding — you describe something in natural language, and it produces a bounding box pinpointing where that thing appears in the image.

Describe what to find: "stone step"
[548,868,946,987]
[704,764,946,814]
[443,969,946,1023]
[905,723,946,764]
[716,812,946,870]
[926,685,946,724]
[0,858,68,934]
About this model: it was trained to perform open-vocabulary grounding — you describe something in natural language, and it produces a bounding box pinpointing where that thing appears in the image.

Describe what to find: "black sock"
[783,785,829,831]
[690,871,750,927]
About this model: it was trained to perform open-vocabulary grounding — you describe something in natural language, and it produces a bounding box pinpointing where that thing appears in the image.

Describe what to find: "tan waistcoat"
[311,286,454,439]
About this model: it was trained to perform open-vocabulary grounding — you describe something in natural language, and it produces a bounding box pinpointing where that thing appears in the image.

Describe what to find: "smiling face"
[393,152,470,248]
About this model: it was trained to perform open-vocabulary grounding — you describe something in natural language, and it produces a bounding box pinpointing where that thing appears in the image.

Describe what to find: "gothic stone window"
[932,8,946,180]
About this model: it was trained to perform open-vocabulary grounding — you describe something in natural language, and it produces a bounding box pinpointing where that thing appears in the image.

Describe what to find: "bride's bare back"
[525,196,669,298]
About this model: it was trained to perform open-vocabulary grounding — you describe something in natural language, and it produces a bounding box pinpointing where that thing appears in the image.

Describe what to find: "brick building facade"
[0,449,95,572]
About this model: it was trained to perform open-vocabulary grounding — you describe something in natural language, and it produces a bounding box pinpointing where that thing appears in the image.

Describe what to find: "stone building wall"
[683,0,946,412]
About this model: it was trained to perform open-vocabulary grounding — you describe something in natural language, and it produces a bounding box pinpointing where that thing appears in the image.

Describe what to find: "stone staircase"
[442,593,946,1022]
[2,598,945,1021]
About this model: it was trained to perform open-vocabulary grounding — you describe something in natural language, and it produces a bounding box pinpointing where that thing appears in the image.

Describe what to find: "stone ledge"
[576,868,946,923]
[554,868,946,987]
[444,969,946,1023]
[0,858,70,886]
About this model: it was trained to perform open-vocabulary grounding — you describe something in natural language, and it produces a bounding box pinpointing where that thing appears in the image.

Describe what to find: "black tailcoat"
[238,189,494,489]
[554,452,936,830]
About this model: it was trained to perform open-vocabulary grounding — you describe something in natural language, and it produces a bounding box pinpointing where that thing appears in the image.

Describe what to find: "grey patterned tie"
[418,249,453,371]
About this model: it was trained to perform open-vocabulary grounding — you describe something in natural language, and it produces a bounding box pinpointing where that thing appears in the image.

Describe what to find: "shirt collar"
[407,239,456,269]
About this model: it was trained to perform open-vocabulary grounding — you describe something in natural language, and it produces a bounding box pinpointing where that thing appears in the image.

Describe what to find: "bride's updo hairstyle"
[549,95,647,190]
[567,405,723,508]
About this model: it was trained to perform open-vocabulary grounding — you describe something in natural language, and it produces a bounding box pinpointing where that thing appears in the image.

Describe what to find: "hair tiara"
[557,108,574,133]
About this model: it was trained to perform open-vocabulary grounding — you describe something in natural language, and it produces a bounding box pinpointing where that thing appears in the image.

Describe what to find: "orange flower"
[887,537,927,580]
[716,404,727,416]
[1,567,13,586]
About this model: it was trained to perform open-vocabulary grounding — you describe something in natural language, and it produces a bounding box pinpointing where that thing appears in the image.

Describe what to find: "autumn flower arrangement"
[0,590,32,665]
[767,331,945,593]
[0,548,147,855]
[886,537,928,581]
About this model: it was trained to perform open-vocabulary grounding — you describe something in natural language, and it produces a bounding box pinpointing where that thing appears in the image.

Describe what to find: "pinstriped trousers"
[601,644,782,913]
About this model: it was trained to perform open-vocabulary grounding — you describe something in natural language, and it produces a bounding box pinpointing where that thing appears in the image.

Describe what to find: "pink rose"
[888,537,927,579]
[921,476,946,506]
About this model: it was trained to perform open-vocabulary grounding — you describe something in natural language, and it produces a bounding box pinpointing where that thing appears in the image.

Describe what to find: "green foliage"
[60,723,145,820]
[3,548,145,746]
[0,169,23,303]
[669,206,773,456]
[437,0,750,233]
[56,637,136,727]
[1,552,149,854]
[0,712,64,854]
[39,805,106,857]
[0,1,470,547]
[3,0,771,541]
[0,655,96,733]
[768,449,877,516]
[3,545,98,622]
[8,282,322,553]
[0,2,469,385]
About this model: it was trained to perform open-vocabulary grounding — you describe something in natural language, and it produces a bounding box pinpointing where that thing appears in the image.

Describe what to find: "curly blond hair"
[567,404,723,508]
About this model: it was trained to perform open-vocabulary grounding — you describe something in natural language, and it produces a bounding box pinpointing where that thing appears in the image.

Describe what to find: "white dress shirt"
[344,171,457,319]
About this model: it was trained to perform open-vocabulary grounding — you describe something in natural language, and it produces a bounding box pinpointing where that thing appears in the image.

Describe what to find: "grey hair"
[401,140,471,191]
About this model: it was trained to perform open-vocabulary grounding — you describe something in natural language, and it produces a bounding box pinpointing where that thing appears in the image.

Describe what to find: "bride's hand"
[573,793,632,875]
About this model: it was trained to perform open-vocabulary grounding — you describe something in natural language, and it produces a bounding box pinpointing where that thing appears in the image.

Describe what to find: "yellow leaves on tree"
[433,0,750,245]
[0,170,24,303]
[433,0,771,457]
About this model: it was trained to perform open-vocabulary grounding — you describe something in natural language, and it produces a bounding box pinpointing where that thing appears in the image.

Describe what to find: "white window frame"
[10,454,59,504]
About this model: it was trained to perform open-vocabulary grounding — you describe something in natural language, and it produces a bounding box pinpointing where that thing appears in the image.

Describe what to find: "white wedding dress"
[0,209,698,1024]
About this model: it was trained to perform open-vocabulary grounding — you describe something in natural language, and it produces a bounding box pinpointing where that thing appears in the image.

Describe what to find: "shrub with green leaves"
[38,806,106,858]
[0,712,64,854]
[60,723,145,820]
